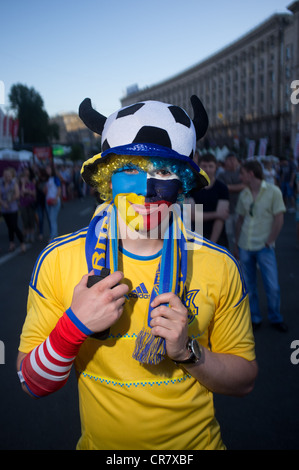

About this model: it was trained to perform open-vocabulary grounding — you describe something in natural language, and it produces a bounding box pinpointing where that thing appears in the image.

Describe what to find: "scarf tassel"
[132,328,166,365]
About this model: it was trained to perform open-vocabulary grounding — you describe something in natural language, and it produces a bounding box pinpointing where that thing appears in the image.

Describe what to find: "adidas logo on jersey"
[129,283,150,299]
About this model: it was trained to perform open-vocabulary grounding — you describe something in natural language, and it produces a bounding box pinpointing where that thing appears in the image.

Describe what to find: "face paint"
[145,166,181,204]
[112,164,181,233]
[111,167,147,199]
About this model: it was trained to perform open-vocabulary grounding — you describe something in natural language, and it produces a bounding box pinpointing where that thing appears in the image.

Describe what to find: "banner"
[33,146,52,161]
[12,119,19,139]
[3,115,7,136]
[247,140,256,159]
[258,137,268,157]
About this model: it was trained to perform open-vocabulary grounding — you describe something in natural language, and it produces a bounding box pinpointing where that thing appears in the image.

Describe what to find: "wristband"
[20,308,92,398]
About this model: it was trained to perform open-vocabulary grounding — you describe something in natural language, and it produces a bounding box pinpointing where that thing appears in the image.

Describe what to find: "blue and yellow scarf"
[85,200,188,365]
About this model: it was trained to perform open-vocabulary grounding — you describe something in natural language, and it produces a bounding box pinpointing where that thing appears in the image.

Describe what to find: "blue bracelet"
[65,308,94,336]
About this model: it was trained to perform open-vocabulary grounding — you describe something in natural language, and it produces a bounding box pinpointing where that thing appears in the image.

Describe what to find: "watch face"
[190,339,201,360]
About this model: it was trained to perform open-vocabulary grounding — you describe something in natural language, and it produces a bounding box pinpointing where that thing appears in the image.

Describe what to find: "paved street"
[0,195,298,450]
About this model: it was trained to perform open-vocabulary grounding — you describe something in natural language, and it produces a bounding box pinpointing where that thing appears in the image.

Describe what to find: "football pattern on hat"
[78,95,210,191]
[101,101,196,159]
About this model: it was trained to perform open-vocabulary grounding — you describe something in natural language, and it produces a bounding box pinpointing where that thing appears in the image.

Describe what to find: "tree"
[9,83,59,144]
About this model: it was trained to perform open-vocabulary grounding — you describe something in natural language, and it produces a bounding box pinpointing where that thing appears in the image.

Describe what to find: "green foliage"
[9,83,59,144]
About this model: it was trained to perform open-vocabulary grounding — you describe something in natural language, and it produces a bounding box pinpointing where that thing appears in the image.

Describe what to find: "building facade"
[121,1,299,159]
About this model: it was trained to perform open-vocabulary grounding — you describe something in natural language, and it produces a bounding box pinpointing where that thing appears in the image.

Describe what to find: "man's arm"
[150,292,258,397]
[178,347,258,397]
[209,200,229,244]
[226,182,245,193]
[266,212,284,246]
[233,214,244,258]
[17,271,129,398]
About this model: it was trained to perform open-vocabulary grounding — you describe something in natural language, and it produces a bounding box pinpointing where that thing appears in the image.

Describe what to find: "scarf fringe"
[132,328,166,365]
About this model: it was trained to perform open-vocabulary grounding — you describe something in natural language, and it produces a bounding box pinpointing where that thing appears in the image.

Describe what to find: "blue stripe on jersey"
[30,227,88,290]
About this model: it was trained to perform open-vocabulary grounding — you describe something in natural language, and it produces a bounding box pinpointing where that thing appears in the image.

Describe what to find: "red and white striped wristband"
[19,308,93,398]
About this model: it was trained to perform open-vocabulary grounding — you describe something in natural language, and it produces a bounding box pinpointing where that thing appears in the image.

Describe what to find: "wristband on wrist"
[20,308,93,398]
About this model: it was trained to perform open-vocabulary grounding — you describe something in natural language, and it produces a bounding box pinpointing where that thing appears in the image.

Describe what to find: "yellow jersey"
[19,227,255,450]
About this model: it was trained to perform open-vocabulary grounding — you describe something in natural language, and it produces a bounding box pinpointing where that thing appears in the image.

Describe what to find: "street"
[0,195,298,450]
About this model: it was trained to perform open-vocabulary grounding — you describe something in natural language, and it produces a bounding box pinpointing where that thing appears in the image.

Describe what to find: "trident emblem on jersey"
[184,288,200,324]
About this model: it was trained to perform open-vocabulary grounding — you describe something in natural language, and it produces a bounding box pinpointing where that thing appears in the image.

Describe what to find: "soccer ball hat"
[79,95,210,191]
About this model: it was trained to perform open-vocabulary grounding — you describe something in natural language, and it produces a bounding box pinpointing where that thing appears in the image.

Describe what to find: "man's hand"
[149,292,190,362]
[70,270,129,333]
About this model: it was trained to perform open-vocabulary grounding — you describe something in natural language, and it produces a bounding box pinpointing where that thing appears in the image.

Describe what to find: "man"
[190,153,229,247]
[218,153,245,252]
[17,97,257,450]
[279,157,296,212]
[235,160,287,332]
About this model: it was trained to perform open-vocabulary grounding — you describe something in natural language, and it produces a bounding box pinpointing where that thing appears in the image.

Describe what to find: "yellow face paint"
[114,193,146,232]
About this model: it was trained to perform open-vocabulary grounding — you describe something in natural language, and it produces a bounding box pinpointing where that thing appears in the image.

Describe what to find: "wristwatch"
[174,337,202,365]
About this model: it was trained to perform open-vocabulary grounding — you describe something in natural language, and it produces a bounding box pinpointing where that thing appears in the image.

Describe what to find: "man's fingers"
[151,292,185,310]
[111,282,129,300]
[89,271,125,290]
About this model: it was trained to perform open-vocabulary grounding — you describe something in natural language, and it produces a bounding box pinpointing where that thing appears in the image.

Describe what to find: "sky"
[0,0,292,119]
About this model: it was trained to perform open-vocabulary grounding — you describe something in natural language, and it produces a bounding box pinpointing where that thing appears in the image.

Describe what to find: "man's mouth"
[130,200,172,215]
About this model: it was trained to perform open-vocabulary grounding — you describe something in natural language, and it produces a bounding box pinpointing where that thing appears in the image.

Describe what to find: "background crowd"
[0,154,298,253]
[189,151,298,332]
[0,161,87,252]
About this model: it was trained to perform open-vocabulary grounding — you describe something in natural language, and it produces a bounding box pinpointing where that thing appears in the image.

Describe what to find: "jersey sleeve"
[208,254,256,361]
[18,245,66,354]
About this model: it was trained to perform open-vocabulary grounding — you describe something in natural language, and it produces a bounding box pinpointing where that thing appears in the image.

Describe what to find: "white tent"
[18,150,33,161]
[0,148,19,160]
[0,148,33,161]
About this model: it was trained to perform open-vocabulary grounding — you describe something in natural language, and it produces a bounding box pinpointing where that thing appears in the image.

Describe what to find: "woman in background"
[0,167,26,252]
[44,164,61,241]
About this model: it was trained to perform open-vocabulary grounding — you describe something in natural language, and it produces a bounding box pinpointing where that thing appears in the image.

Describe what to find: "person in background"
[217,153,245,252]
[235,160,287,332]
[19,167,36,243]
[262,158,277,186]
[0,167,26,253]
[190,153,229,248]
[296,168,299,249]
[35,167,50,241]
[279,157,296,212]
[44,164,61,241]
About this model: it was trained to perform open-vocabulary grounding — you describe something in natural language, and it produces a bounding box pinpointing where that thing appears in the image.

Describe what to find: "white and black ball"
[101,101,196,159]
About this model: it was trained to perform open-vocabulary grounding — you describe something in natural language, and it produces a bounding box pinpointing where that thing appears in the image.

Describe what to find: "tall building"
[121,1,299,158]
[50,112,100,156]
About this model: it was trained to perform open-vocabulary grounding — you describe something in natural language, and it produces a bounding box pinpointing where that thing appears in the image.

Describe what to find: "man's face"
[240,167,251,185]
[199,160,217,182]
[111,163,181,233]
[225,156,238,171]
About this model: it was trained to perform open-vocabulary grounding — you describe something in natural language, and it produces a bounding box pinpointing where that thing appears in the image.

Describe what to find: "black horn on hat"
[79,98,107,135]
[190,95,209,141]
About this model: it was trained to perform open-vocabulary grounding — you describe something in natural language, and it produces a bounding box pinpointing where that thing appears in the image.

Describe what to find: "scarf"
[85,200,188,365]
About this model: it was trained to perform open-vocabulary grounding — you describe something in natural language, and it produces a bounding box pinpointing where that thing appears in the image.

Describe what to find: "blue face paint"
[112,170,147,199]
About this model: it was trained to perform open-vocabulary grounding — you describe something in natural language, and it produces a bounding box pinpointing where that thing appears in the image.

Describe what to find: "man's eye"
[156,169,172,177]
[124,168,139,174]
